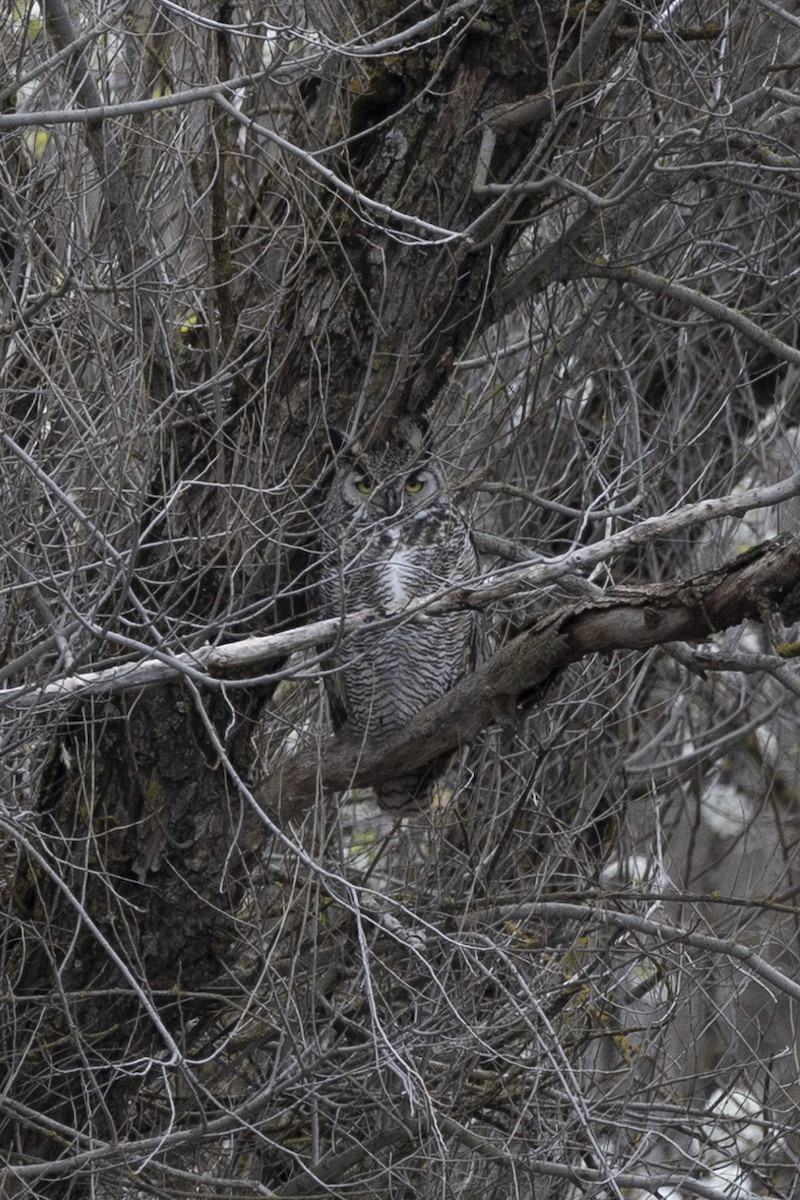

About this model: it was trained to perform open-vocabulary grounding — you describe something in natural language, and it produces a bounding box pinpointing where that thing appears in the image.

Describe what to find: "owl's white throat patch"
[384,534,415,605]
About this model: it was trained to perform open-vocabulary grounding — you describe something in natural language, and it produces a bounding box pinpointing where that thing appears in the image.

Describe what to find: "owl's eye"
[405,476,424,494]
[355,475,373,494]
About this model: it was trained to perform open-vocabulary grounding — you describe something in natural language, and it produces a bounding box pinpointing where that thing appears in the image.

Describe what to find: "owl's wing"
[460,529,483,672]
[465,606,483,673]
[324,666,350,733]
[317,552,351,733]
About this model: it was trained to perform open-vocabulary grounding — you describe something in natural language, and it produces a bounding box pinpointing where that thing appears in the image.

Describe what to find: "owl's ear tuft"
[325,425,370,459]
[414,414,432,446]
[326,425,349,455]
[401,414,432,455]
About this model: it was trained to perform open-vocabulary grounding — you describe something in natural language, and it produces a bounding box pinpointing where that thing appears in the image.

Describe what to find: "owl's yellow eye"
[355,476,373,494]
[405,476,423,494]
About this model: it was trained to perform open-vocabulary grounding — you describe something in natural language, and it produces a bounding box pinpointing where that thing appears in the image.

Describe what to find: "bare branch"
[587,261,800,367]
[5,471,799,709]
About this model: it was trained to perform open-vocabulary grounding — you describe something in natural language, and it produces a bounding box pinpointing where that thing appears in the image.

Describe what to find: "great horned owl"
[319,417,479,811]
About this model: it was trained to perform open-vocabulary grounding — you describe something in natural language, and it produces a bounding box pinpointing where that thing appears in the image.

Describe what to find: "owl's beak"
[380,486,401,515]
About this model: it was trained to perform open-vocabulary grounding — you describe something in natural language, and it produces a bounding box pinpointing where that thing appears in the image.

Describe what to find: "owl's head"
[331,417,445,519]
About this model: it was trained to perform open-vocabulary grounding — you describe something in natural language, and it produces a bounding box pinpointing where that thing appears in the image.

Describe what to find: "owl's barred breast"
[324,511,478,735]
[340,615,475,734]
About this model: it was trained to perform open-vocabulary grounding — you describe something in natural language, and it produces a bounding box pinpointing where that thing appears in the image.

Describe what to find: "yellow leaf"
[12,1,43,40]
[22,128,49,159]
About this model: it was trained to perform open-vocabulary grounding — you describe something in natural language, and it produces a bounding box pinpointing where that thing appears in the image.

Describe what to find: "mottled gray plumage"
[319,418,479,810]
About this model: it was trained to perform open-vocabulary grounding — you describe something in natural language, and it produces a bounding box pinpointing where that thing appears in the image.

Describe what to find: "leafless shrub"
[2,1,800,1196]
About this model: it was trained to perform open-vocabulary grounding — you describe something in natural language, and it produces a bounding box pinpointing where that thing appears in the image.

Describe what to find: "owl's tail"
[374,775,429,811]
[374,760,446,813]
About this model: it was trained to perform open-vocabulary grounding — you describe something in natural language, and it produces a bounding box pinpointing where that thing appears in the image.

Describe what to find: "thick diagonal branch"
[263,535,800,823]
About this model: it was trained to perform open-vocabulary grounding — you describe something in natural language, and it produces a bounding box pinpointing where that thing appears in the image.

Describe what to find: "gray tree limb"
[263,535,800,822]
